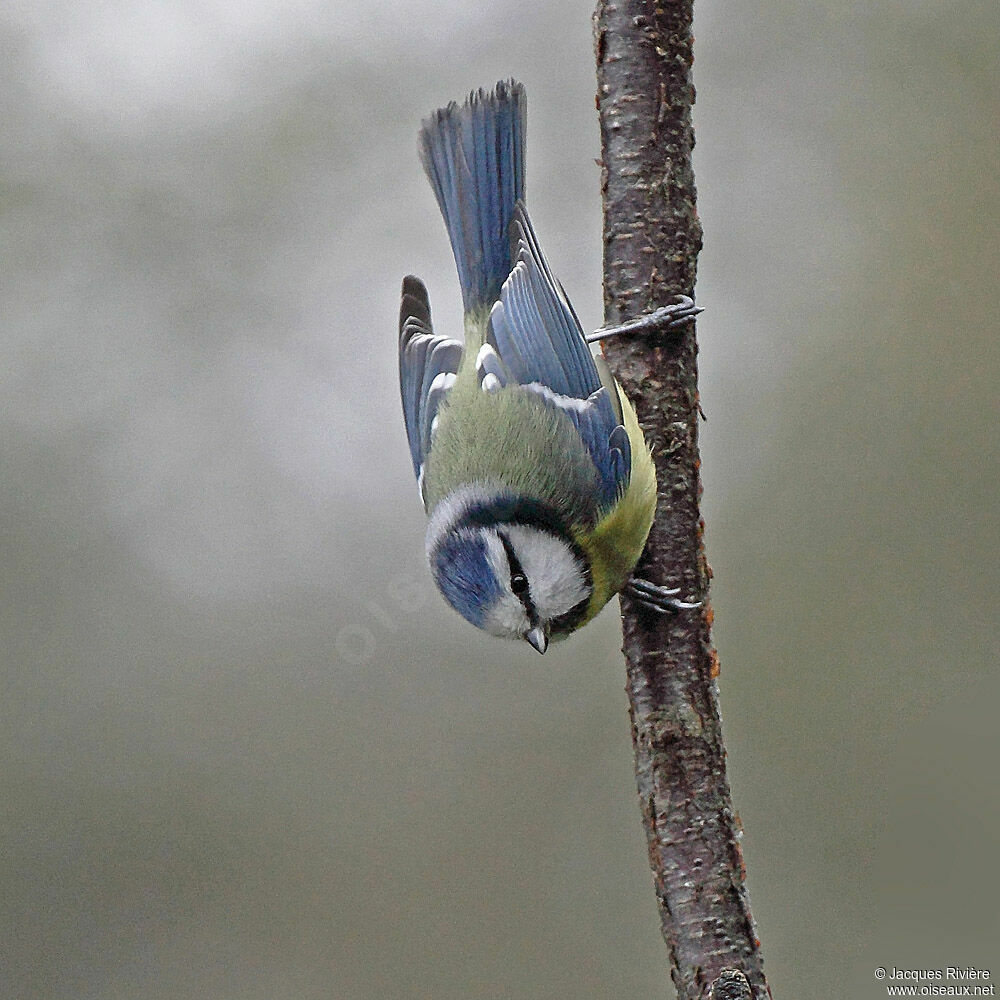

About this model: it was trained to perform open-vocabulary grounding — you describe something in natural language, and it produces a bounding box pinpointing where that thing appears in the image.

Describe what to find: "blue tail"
[419,80,526,314]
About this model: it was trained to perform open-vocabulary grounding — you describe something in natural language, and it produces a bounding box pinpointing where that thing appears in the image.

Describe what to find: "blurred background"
[2,2,997,998]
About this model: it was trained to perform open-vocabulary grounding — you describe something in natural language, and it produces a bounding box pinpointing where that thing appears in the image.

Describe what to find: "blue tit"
[399,80,699,654]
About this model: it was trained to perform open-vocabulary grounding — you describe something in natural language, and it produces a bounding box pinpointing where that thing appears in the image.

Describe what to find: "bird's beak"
[525,626,548,655]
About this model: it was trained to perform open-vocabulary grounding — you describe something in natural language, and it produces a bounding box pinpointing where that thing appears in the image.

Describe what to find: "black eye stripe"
[494,526,595,636]
[497,532,534,612]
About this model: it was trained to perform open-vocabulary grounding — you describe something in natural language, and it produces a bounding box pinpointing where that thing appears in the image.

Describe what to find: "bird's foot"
[624,577,702,613]
[586,296,703,344]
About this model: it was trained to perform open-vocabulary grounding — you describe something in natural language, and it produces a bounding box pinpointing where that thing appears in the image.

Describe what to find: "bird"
[398,80,700,654]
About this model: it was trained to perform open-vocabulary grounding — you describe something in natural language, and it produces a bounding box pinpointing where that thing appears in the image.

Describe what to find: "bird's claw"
[625,577,703,613]
[586,296,703,343]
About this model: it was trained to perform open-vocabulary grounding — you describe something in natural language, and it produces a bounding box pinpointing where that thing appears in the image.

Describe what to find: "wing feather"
[485,205,631,507]
[398,275,463,485]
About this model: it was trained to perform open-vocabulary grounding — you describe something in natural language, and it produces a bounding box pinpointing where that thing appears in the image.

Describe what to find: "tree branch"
[593,4,772,999]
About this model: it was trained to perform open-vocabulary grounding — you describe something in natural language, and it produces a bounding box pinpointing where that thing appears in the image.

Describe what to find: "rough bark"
[593,3,772,998]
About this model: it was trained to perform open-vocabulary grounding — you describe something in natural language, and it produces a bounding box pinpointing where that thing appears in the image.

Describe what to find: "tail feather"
[419,80,526,314]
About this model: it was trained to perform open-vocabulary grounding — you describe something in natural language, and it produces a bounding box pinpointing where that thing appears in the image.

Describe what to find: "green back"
[421,318,602,528]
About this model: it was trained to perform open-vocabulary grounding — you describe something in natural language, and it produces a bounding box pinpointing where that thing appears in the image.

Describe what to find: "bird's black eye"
[510,573,529,595]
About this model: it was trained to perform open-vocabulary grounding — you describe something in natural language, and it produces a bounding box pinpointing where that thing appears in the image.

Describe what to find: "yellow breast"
[572,382,657,627]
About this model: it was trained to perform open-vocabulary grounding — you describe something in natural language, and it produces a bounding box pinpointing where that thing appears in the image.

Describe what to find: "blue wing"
[488,204,601,399]
[485,205,631,508]
[398,275,462,491]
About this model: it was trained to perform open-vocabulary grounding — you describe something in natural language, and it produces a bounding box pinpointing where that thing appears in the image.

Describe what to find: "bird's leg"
[624,577,702,613]
[586,296,703,344]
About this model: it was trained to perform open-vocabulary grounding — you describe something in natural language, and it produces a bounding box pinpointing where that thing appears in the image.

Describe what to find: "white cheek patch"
[501,524,591,621]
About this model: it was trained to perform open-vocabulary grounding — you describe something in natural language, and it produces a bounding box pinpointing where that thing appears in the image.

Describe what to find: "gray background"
[3,1,998,998]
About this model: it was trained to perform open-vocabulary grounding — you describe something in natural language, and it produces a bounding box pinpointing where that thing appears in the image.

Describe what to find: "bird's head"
[426,489,593,653]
